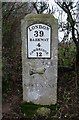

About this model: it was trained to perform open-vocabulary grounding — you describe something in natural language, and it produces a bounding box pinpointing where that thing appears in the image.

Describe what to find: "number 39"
[34,31,44,37]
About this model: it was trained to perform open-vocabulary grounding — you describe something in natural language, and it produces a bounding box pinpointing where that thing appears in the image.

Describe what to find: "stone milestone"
[21,14,58,105]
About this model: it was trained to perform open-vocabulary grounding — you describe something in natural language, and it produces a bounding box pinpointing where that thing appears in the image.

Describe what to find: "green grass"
[21,102,57,117]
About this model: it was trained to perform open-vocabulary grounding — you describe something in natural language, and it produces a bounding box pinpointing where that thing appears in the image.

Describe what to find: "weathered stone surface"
[21,14,58,105]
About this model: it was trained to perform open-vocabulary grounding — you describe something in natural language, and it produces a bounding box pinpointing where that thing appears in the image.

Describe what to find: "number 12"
[36,52,42,57]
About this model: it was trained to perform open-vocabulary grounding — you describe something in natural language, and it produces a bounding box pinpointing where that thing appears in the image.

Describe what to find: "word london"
[29,24,49,31]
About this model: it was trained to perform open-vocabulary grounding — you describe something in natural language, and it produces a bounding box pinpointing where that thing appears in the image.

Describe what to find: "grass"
[21,102,57,117]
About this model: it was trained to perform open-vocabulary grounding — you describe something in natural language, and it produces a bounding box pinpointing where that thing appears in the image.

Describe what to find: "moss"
[25,14,56,21]
[21,102,57,117]
[36,107,51,116]
[22,14,57,27]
